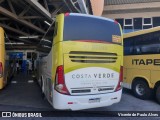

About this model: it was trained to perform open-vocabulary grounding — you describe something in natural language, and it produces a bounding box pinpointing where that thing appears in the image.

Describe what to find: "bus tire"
[156,85,160,104]
[132,80,151,100]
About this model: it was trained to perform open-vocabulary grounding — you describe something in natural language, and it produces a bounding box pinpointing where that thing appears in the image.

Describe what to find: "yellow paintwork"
[51,14,64,81]
[0,27,6,89]
[123,28,160,89]
[124,26,160,39]
[63,41,122,73]
[51,14,123,83]
[119,23,124,67]
[123,56,160,88]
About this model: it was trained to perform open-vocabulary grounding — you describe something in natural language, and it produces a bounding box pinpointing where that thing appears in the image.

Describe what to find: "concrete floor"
[0,73,52,111]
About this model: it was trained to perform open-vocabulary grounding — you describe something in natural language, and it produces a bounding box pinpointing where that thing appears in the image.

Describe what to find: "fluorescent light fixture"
[43,45,51,48]
[42,39,52,43]
[5,42,24,45]
[44,21,51,26]
[19,36,39,39]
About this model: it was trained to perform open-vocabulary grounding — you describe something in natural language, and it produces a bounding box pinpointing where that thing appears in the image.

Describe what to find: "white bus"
[36,13,123,110]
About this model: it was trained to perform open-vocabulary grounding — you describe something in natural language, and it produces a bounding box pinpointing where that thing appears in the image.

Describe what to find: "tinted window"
[63,15,121,44]
[144,18,151,24]
[124,37,134,55]
[54,22,58,37]
[134,18,142,30]
[125,19,132,25]
[124,31,160,55]
[153,17,160,27]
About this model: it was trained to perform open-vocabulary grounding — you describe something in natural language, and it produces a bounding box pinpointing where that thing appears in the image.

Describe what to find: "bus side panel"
[123,57,152,89]
[51,14,64,83]
[151,71,160,88]
[0,27,5,89]
[123,67,131,89]
[51,42,63,83]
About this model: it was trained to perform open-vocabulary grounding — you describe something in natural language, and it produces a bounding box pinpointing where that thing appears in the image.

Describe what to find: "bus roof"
[66,13,115,23]
[123,26,160,39]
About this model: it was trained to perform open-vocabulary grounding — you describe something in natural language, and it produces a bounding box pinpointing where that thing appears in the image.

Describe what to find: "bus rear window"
[63,15,122,44]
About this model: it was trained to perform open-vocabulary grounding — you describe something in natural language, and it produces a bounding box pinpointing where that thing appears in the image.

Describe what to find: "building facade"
[103,0,160,33]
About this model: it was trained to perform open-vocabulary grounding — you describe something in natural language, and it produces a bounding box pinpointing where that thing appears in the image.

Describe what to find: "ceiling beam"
[0,23,29,36]
[43,0,49,12]
[6,45,37,50]
[18,16,44,19]
[7,0,16,14]
[0,18,10,20]
[0,7,45,34]
[6,45,49,53]
[9,35,35,44]
[25,0,52,21]
[19,6,30,17]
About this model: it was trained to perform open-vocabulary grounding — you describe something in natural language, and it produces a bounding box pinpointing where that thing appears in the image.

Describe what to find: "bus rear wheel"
[156,85,160,104]
[132,80,151,100]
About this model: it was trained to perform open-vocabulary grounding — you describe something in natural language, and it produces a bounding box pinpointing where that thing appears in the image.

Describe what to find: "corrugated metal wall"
[104,0,160,5]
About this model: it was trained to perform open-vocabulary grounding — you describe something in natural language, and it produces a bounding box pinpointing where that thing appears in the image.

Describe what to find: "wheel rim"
[136,84,145,96]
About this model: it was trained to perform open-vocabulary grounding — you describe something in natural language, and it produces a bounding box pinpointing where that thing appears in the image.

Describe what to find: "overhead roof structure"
[0,0,94,52]
[103,0,160,18]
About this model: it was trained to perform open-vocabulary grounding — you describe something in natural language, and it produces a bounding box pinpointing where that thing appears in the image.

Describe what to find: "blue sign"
[9,52,23,59]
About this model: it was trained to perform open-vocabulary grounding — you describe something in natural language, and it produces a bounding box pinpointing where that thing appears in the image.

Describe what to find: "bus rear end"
[53,13,123,110]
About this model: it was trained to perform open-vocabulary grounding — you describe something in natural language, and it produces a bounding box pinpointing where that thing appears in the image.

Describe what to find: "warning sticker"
[112,35,122,43]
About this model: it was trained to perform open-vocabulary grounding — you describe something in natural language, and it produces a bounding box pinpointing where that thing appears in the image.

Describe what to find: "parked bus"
[123,27,160,103]
[0,27,15,89]
[37,13,123,110]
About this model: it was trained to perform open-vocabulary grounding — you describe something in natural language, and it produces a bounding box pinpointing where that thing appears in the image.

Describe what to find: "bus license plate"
[89,98,100,103]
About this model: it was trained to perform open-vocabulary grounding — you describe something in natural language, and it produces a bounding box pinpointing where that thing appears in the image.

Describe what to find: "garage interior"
[0,0,95,53]
[0,0,104,111]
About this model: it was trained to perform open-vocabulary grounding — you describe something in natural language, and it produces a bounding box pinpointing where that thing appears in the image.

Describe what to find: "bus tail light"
[114,20,119,24]
[0,62,3,78]
[55,65,70,95]
[115,66,123,91]
[65,13,70,16]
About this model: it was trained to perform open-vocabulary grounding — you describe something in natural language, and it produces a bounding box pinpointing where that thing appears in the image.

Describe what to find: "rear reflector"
[0,62,3,78]
[68,102,73,104]
[55,65,70,95]
[115,66,123,91]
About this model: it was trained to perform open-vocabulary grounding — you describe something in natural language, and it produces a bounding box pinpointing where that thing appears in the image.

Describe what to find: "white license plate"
[89,98,100,103]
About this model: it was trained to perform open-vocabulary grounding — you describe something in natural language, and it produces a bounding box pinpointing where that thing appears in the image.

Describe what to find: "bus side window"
[136,47,141,54]
[53,22,58,37]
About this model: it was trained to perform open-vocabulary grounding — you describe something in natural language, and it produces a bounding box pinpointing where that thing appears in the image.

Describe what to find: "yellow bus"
[0,27,15,89]
[37,13,123,110]
[123,27,160,103]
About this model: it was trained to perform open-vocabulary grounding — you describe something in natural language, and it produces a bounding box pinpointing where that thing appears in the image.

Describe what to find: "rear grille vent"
[69,51,117,63]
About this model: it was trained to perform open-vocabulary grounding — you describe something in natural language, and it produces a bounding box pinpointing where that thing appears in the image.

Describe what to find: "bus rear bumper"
[53,89,122,110]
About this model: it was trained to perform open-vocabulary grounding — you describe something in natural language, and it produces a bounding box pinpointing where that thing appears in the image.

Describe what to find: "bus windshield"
[63,14,122,44]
